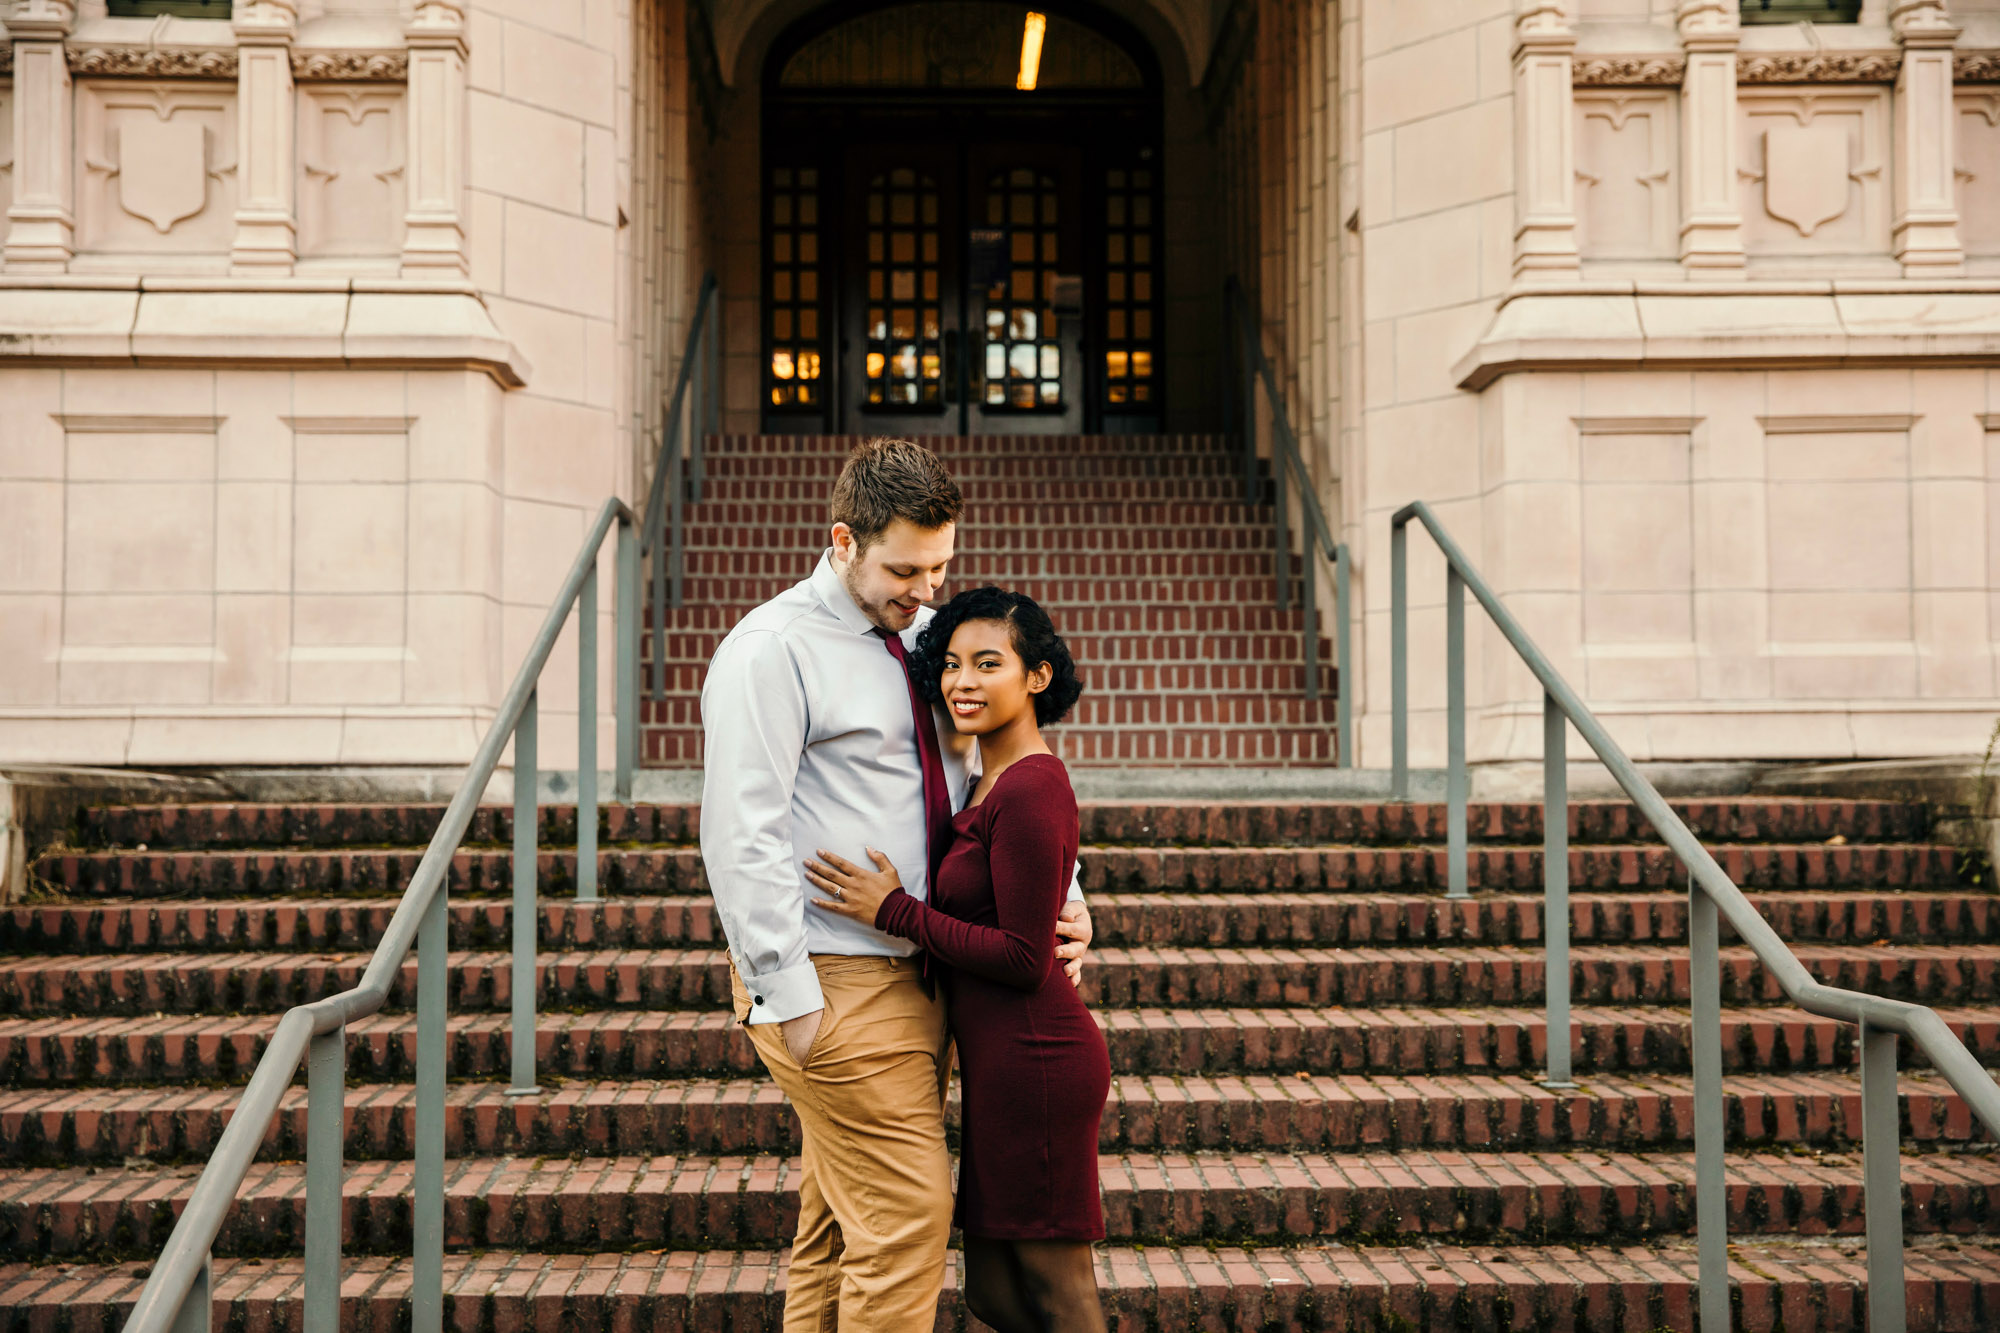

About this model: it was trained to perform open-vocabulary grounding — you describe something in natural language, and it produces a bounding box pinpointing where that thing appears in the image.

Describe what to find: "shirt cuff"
[1065,882,1086,904]
[739,959,825,1025]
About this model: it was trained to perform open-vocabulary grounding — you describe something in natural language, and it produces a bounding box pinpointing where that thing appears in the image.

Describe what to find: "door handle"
[943,330,961,404]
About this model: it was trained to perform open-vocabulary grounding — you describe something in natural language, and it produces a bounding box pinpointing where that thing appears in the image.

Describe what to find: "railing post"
[1542,693,1572,1088]
[668,442,687,611]
[1688,874,1729,1333]
[616,514,639,799]
[1445,566,1468,899]
[1861,1017,1908,1333]
[169,1253,212,1333]
[577,561,599,903]
[1334,545,1352,768]
[1390,519,1408,800]
[411,884,446,1333]
[304,1022,345,1333]
[699,286,720,502]
[1271,439,1291,613]
[1238,305,1259,507]
[1301,543,1319,703]
[649,494,668,701]
[510,688,539,1096]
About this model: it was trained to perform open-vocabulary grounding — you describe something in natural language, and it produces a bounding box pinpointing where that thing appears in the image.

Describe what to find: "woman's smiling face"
[939,618,1051,734]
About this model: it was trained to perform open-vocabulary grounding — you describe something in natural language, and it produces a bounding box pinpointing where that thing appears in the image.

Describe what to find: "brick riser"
[640,434,1342,768]
[70,798,1932,851]
[5,1245,1997,1333]
[10,890,1996,954]
[29,842,1966,900]
[0,1072,1985,1167]
[10,1004,2000,1087]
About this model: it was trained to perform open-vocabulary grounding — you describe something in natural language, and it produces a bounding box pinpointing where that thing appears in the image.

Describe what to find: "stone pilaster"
[401,0,469,277]
[1890,0,1964,275]
[232,0,300,274]
[1513,1,1580,279]
[5,0,77,272]
[1676,0,1745,276]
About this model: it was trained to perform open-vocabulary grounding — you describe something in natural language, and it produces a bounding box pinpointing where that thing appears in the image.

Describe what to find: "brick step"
[5,1241,1997,1333]
[685,549,1303,578]
[35,843,1961,901]
[708,433,1236,456]
[8,943,2000,1017]
[9,1146,2000,1259]
[11,890,1995,957]
[642,602,1326,636]
[701,448,1254,477]
[671,574,1305,606]
[641,691,1343,730]
[683,500,1289,529]
[694,477,1271,503]
[71,799,1933,853]
[8,1005,1998,1087]
[680,525,1277,554]
[1,1069,1984,1168]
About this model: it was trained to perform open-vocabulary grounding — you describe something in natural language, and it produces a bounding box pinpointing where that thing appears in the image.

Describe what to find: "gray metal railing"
[644,270,720,700]
[1388,498,2000,1333]
[119,496,643,1333]
[1223,276,1352,765]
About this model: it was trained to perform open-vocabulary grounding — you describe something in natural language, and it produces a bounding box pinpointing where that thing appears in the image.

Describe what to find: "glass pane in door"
[865,170,945,407]
[978,169,1063,410]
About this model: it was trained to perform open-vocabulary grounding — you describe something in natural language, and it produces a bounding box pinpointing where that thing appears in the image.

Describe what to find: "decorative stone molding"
[232,0,299,274]
[1759,413,1919,433]
[67,46,239,78]
[292,50,408,81]
[1960,53,2000,83]
[1514,1,1580,279]
[1737,52,1902,83]
[401,1,469,276]
[1890,0,1963,274]
[1677,1,1745,274]
[1574,55,1685,86]
[8,1,79,271]
[0,48,12,77]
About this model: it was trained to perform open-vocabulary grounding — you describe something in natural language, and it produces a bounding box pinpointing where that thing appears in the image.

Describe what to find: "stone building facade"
[0,0,1996,775]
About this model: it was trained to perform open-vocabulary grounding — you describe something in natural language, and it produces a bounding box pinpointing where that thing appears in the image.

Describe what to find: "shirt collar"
[810,548,881,636]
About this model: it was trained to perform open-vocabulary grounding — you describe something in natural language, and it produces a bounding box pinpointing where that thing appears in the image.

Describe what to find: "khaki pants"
[734,955,954,1333]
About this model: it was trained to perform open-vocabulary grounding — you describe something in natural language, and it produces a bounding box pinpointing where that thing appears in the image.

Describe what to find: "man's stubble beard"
[839,558,912,633]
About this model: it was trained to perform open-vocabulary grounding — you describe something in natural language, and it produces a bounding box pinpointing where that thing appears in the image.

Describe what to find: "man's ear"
[830,522,855,563]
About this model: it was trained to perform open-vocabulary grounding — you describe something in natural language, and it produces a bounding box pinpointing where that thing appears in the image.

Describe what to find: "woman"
[804,586,1109,1333]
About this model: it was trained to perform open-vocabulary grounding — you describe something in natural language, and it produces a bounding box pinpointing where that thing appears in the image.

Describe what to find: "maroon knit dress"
[874,752,1109,1240]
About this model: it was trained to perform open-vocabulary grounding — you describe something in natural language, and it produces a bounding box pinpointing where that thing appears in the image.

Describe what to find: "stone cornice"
[292,49,408,80]
[67,45,238,77]
[1961,52,2000,82]
[0,47,11,77]
[1737,50,1902,83]
[1574,50,1910,85]
[56,43,409,81]
[1574,54,1684,86]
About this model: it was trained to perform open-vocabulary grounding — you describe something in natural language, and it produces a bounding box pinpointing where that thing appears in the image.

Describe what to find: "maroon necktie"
[874,627,954,890]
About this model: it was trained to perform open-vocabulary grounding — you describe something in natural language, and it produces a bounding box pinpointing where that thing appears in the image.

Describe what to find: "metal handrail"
[121,496,643,1333]
[643,270,720,700]
[1222,276,1352,765]
[1388,497,2000,1333]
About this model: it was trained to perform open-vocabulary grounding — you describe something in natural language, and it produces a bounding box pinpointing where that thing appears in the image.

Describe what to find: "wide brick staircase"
[3,796,2000,1329]
[645,434,1338,767]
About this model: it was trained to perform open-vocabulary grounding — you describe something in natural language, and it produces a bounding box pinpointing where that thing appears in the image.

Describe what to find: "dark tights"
[963,1236,1105,1333]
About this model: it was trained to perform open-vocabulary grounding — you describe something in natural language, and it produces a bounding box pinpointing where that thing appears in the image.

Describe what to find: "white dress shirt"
[700,549,1082,1025]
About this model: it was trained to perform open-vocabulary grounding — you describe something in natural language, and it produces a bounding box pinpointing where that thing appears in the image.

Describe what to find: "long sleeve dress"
[873,752,1110,1240]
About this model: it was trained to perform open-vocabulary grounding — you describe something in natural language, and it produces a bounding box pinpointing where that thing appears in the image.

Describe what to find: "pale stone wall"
[0,0,707,769]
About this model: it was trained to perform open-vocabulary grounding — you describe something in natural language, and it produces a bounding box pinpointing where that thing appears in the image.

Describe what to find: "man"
[700,436,1094,1332]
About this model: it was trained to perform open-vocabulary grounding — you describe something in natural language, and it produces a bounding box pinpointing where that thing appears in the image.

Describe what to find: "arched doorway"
[760,0,1164,435]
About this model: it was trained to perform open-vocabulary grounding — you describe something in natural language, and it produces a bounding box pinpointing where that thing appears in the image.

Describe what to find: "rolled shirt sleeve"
[699,629,823,1024]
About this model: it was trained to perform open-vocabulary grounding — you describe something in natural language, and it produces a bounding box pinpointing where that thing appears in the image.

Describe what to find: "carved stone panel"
[297,85,405,260]
[1959,90,2000,258]
[1737,88,1890,257]
[1575,90,1678,260]
[76,82,238,259]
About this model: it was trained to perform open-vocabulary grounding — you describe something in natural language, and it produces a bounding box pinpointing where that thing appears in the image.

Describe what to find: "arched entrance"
[760,0,1164,434]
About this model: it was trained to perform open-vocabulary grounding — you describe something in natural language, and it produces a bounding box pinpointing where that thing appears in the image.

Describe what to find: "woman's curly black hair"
[912,586,1083,728]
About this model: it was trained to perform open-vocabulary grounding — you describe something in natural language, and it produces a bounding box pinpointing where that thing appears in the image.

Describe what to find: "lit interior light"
[1016,12,1046,91]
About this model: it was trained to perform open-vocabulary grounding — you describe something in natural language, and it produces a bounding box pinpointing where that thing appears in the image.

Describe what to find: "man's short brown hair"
[830,437,964,553]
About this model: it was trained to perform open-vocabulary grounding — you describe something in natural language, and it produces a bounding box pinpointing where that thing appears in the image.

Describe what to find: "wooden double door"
[762,108,1162,435]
